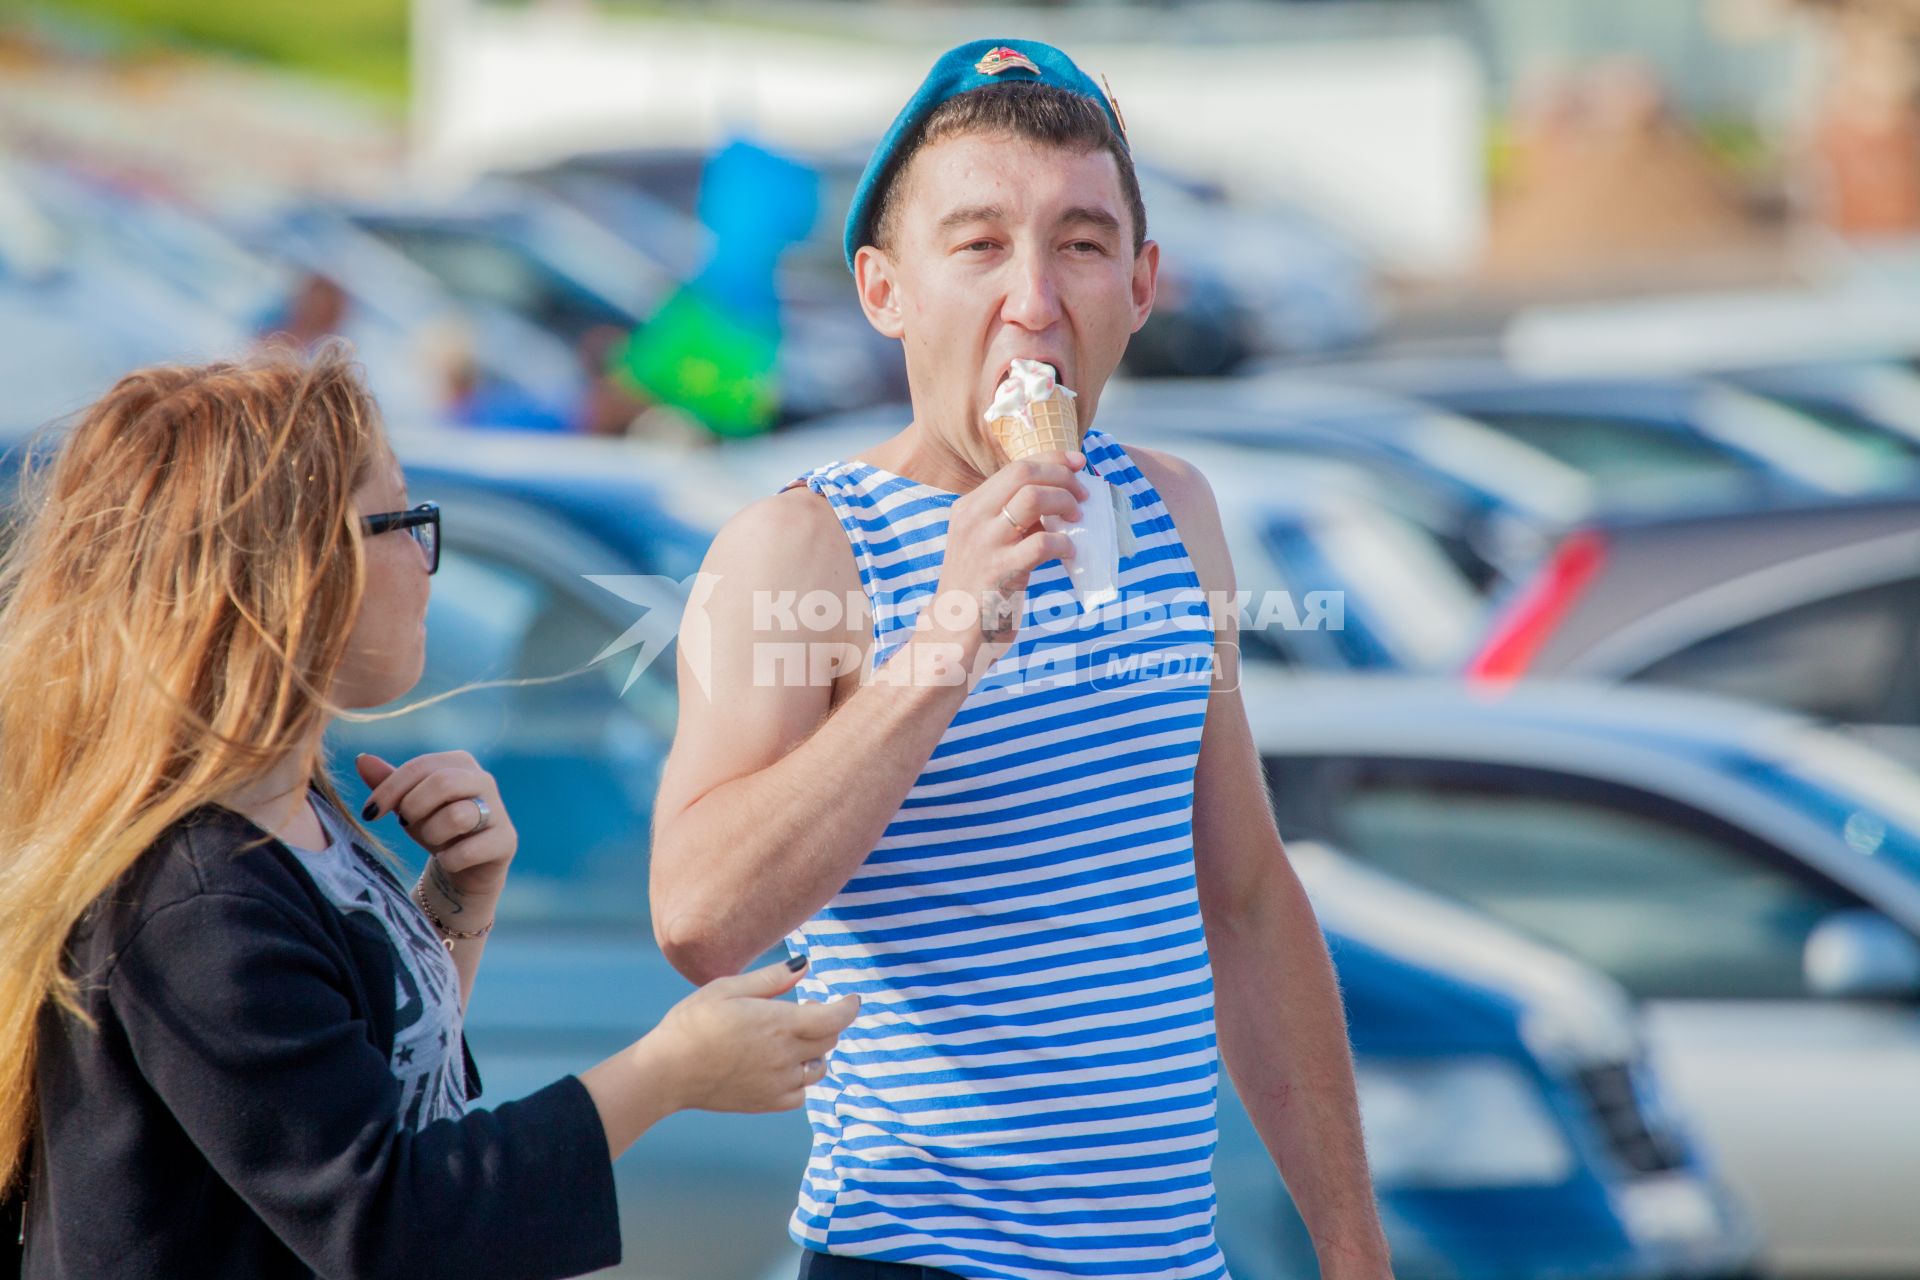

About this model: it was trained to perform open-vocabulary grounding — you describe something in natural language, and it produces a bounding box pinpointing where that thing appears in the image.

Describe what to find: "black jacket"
[13,796,621,1279]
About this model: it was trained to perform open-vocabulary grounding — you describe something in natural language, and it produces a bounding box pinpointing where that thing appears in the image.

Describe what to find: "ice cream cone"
[989,395,1081,462]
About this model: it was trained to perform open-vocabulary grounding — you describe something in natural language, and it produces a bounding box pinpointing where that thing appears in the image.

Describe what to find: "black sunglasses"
[360,501,440,574]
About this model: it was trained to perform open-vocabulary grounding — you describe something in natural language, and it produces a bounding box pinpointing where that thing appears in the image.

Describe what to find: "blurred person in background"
[650,39,1390,1280]
[259,271,351,351]
[424,322,574,432]
[0,342,857,1279]
[576,321,657,436]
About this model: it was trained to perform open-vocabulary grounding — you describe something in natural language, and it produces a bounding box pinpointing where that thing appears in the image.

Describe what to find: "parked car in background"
[318,430,1753,1280]
[1718,360,1920,459]
[1467,495,1920,764]
[1131,163,1382,361]
[1256,842,1759,1280]
[1096,376,1595,592]
[1249,672,1920,1277]
[1112,434,1486,671]
[1344,361,1909,506]
[234,201,587,427]
[1,160,258,430]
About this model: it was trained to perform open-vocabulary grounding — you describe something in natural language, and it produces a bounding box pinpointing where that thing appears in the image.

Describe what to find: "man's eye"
[963,240,996,252]
[1069,241,1106,254]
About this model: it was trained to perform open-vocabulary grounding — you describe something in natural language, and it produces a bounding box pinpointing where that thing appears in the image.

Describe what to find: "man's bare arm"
[649,487,965,983]
[650,458,1085,983]
[1133,445,1393,1278]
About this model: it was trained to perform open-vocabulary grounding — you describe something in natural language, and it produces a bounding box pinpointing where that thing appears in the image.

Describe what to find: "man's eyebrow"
[934,204,1123,236]
[936,204,1006,232]
[1058,206,1123,234]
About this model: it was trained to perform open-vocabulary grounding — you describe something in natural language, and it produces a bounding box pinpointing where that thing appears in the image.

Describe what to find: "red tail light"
[1467,528,1608,683]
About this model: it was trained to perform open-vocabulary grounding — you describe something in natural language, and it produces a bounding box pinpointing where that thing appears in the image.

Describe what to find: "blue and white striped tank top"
[778,424,1229,1279]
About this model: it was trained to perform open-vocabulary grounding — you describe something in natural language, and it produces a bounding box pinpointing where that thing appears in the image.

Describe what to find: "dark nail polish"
[397,814,409,828]
[361,801,377,821]
[786,954,808,971]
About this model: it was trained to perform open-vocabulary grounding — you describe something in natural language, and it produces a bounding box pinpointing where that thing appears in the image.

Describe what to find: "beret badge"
[975,46,1041,77]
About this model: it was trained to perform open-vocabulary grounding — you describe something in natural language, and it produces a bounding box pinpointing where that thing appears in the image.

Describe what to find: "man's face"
[856,131,1157,472]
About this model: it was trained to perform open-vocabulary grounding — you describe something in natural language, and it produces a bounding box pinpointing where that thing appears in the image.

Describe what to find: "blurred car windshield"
[1261,504,1481,670]
[1467,412,1768,507]
[1304,758,1868,1000]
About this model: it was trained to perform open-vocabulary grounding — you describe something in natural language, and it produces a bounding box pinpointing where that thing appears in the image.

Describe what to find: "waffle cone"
[990,395,1081,462]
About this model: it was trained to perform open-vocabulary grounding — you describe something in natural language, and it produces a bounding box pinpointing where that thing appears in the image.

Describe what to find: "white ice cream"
[986,357,1078,424]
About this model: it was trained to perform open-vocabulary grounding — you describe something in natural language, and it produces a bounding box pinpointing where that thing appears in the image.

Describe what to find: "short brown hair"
[868,81,1148,259]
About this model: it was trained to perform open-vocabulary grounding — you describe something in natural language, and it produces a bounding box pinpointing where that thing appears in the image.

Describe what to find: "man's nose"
[1000,246,1063,330]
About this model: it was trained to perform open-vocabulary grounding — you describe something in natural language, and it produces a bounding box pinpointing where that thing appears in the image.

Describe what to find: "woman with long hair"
[0,341,857,1278]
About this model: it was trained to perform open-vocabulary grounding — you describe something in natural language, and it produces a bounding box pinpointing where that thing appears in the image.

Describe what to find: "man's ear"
[854,245,906,340]
[1129,239,1159,335]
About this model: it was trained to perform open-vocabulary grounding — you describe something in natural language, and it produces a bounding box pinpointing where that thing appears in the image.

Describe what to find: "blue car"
[1241,842,1759,1280]
[1248,671,1920,1277]
[321,432,1756,1279]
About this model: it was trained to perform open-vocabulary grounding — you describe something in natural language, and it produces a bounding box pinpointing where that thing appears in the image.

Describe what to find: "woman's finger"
[433,828,513,876]
[704,955,808,1002]
[359,750,469,820]
[392,766,486,827]
[395,769,504,850]
[789,993,861,1038]
[792,1032,845,1059]
[412,792,498,854]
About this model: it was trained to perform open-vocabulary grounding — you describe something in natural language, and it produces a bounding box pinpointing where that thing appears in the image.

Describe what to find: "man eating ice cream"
[650,38,1392,1280]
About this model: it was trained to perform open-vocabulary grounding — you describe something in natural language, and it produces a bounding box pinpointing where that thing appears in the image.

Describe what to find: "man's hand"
[926,448,1088,664]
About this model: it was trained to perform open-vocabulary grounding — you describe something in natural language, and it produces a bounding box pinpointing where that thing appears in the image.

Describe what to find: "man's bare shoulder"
[1121,441,1234,600]
[1124,441,1218,514]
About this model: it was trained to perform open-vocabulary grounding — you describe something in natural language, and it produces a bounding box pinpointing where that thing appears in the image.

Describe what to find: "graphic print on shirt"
[291,794,469,1128]
[776,426,1228,1280]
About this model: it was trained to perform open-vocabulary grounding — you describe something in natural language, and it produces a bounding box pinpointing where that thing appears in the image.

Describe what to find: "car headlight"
[1356,1056,1576,1189]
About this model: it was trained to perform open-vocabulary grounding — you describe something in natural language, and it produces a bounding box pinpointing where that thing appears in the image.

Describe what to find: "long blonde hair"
[0,340,392,1192]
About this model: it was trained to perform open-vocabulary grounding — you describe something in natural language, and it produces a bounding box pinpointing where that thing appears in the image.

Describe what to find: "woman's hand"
[580,955,861,1159]
[643,956,860,1114]
[355,751,516,916]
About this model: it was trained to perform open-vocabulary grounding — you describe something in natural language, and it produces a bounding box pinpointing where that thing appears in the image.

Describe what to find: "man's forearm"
[653,619,979,982]
[1212,860,1392,1277]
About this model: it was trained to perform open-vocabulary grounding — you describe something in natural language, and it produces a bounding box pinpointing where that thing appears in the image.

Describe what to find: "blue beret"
[843,38,1129,273]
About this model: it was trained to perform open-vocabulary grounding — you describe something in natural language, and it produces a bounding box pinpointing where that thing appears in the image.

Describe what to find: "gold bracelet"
[412,876,495,953]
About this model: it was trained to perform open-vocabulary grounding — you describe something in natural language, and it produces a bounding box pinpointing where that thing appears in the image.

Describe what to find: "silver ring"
[467,797,492,835]
[999,505,1022,534]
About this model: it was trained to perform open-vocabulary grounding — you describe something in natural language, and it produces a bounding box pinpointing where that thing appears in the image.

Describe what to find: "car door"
[328,497,811,1280]
[1627,572,1920,762]
[1268,755,1920,1276]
